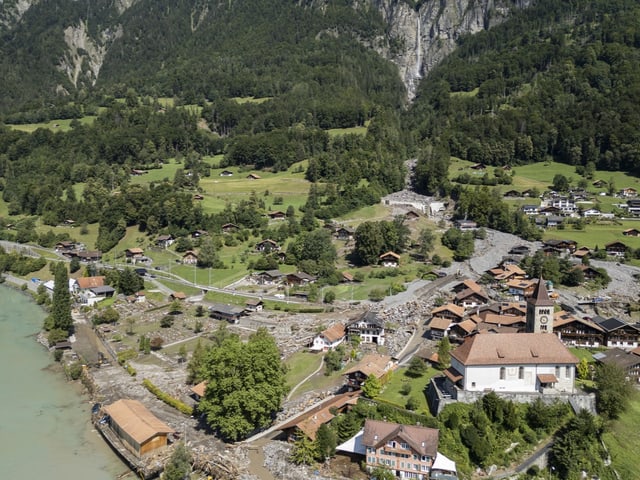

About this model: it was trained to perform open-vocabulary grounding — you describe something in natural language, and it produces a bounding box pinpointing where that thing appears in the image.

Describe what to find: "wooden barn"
[102,399,174,458]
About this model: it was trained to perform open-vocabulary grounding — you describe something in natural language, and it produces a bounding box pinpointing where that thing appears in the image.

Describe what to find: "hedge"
[142,378,194,416]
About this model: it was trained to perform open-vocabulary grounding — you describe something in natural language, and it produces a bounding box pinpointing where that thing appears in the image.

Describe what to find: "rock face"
[1,0,530,98]
[369,0,531,100]
[58,20,123,88]
[0,0,39,30]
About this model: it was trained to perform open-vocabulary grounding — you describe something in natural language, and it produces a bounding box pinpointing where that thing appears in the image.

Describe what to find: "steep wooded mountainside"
[0,0,524,112]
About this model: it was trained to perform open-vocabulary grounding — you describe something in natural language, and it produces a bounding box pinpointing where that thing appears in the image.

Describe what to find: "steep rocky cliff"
[0,0,39,30]
[369,0,531,99]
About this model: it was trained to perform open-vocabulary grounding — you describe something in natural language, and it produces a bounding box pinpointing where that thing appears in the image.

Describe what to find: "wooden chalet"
[125,247,145,259]
[280,391,360,441]
[245,298,264,312]
[246,173,261,180]
[335,226,355,240]
[454,288,489,309]
[593,316,640,349]
[593,349,640,383]
[379,251,400,268]
[191,229,209,238]
[343,354,395,390]
[181,250,198,265]
[170,292,187,301]
[575,265,604,281]
[428,317,453,340]
[255,239,280,252]
[208,303,245,323]
[430,304,465,323]
[543,239,578,254]
[553,311,605,347]
[623,228,640,237]
[219,170,233,177]
[451,278,483,294]
[55,240,76,252]
[77,250,102,262]
[155,234,174,248]
[101,399,174,458]
[449,319,479,343]
[193,194,204,201]
[286,272,317,286]
[455,220,478,231]
[74,276,105,291]
[254,269,284,285]
[221,223,240,233]
[573,246,591,259]
[479,313,527,330]
[605,241,628,257]
[592,179,607,188]
[506,279,537,299]
[503,189,521,198]
[341,271,355,283]
[267,210,286,220]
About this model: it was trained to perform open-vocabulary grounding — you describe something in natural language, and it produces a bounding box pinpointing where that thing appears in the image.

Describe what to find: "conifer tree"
[51,262,73,334]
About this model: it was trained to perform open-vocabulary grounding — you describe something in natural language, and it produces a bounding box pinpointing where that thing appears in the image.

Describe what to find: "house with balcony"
[553,311,605,347]
[593,316,640,349]
[343,354,395,390]
[348,311,385,345]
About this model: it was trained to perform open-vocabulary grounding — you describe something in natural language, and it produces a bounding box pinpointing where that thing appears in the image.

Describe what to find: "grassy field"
[285,351,324,392]
[6,115,97,132]
[602,390,640,479]
[543,221,640,250]
[232,96,273,104]
[376,366,440,415]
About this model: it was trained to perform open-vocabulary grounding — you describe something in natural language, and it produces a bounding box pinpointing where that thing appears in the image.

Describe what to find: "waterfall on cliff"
[414,15,422,79]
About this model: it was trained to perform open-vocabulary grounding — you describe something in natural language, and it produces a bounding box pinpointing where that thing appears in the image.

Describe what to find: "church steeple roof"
[528,275,554,306]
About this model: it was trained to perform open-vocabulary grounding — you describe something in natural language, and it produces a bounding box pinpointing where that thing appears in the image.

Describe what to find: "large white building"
[444,333,578,394]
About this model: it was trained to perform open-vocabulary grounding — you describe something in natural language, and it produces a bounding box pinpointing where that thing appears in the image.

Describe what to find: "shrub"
[400,382,412,396]
[160,315,174,328]
[405,396,420,411]
[66,362,83,380]
[150,336,164,350]
[125,363,137,376]
[54,349,64,362]
[142,379,194,415]
[117,348,138,365]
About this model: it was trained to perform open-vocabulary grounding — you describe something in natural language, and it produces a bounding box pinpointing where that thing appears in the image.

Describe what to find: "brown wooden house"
[102,399,174,457]
[553,311,605,347]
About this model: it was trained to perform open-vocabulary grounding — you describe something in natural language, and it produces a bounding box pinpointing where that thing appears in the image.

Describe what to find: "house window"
[566,366,571,378]
[471,382,476,388]
[400,442,409,450]
[555,366,561,378]
[519,366,524,379]
[387,441,396,448]
[500,367,506,380]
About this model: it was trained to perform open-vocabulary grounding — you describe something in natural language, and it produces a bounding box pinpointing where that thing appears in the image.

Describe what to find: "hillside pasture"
[6,115,97,133]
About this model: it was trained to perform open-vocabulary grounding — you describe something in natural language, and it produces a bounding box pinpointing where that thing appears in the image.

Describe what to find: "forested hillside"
[410,0,640,196]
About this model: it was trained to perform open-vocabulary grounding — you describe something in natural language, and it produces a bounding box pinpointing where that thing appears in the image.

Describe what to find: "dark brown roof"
[528,276,554,307]
[362,419,439,457]
[451,333,578,366]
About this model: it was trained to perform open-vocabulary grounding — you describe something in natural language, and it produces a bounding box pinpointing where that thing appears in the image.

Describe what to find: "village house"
[280,391,360,442]
[379,251,401,268]
[286,272,317,286]
[255,239,280,252]
[311,323,347,352]
[605,241,627,257]
[521,205,539,215]
[182,250,198,265]
[221,223,240,234]
[553,311,605,347]
[193,194,204,201]
[451,278,483,294]
[347,311,385,345]
[246,173,261,180]
[442,333,578,395]
[503,189,521,198]
[508,245,530,256]
[627,198,640,215]
[191,229,209,239]
[244,298,264,312]
[506,279,537,299]
[623,228,640,237]
[101,399,174,458]
[170,292,187,301]
[430,304,465,323]
[219,170,233,177]
[343,354,396,390]
[454,288,489,309]
[335,226,355,241]
[574,264,604,281]
[454,220,477,231]
[267,210,287,221]
[404,210,421,221]
[77,250,103,262]
[361,419,441,479]
[428,317,453,340]
[593,316,640,349]
[593,348,640,383]
[73,276,106,292]
[592,179,607,188]
[479,313,527,331]
[208,303,245,323]
[619,187,638,197]
[573,246,591,260]
[190,381,207,401]
[254,269,284,285]
[449,319,479,343]
[155,234,174,248]
[582,208,601,218]
[55,240,76,252]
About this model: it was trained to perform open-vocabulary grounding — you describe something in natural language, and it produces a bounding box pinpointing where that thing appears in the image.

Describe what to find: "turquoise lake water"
[0,285,129,479]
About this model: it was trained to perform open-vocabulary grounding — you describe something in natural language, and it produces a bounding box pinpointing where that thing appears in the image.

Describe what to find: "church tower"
[526,276,555,333]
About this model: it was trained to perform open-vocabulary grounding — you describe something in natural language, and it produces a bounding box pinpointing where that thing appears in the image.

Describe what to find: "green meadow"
[7,115,98,133]
[602,391,640,479]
